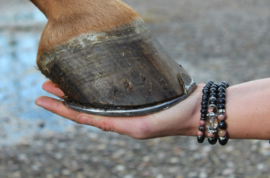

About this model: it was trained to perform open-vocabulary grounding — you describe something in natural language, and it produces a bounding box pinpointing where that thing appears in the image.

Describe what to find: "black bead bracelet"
[197,81,214,143]
[197,81,229,146]
[217,82,229,145]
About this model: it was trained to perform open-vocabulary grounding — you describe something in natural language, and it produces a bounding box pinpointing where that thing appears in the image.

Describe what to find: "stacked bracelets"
[197,81,229,146]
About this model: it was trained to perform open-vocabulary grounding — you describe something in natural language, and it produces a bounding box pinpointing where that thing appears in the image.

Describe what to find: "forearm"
[189,78,270,140]
[226,78,270,139]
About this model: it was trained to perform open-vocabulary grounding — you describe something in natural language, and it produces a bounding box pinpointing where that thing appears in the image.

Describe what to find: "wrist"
[178,84,205,137]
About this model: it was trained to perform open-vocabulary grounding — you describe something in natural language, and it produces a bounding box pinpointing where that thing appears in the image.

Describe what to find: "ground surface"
[0,0,270,177]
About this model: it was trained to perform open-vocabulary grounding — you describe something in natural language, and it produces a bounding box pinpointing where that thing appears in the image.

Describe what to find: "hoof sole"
[65,80,196,116]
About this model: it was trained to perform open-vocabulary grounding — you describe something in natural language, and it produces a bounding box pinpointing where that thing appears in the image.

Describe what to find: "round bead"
[221,81,229,88]
[203,89,209,94]
[197,136,205,143]
[218,129,227,137]
[202,95,208,101]
[205,83,212,87]
[201,109,207,114]
[219,121,227,129]
[197,130,204,136]
[208,137,217,145]
[201,100,208,105]
[218,87,226,93]
[219,83,227,89]
[218,104,225,109]
[201,104,208,109]
[202,93,208,98]
[218,109,226,113]
[218,98,226,104]
[219,113,225,117]
[210,93,217,98]
[209,99,217,105]
[201,113,207,118]
[210,88,217,93]
[209,104,217,108]
[218,86,225,90]
[218,114,226,121]
[218,92,226,98]
[200,117,206,121]
[209,96,217,101]
[210,84,217,88]
[200,120,206,126]
[219,137,228,146]
[199,126,205,132]
[205,83,211,87]
[212,83,218,88]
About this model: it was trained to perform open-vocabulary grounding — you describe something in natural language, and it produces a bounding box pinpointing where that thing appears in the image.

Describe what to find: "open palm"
[35,81,202,139]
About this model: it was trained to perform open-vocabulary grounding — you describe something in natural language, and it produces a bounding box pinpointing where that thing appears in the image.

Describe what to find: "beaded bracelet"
[207,83,218,145]
[197,81,229,146]
[217,82,229,145]
[197,81,214,143]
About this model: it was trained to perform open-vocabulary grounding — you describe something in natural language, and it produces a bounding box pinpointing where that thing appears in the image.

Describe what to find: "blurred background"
[0,0,270,177]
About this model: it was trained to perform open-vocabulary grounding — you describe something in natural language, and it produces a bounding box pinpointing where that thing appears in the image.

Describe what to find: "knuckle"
[53,100,64,113]
[76,114,94,125]
[96,119,114,132]
[75,114,83,124]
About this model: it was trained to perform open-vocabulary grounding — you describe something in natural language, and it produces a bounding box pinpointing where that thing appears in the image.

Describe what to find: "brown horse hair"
[30,0,140,58]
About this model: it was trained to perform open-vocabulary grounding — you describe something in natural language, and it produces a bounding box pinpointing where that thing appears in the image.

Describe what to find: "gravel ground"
[0,0,270,177]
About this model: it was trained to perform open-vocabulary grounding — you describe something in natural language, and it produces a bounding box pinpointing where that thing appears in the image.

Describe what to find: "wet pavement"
[0,31,80,145]
[0,0,270,177]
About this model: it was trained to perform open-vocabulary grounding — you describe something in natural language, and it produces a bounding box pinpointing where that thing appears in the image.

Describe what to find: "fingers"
[78,114,153,139]
[39,80,156,139]
[42,81,65,98]
[35,95,154,139]
[35,96,80,122]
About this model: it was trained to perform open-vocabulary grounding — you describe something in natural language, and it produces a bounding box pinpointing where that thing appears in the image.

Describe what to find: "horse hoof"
[37,18,196,116]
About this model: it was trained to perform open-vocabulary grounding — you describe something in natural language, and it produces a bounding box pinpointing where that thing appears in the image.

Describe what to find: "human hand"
[35,81,202,139]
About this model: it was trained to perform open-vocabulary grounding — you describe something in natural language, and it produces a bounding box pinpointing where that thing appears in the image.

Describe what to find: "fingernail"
[79,116,92,125]
[35,97,43,106]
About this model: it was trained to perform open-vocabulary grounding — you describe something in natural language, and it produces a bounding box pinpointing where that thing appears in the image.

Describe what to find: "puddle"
[0,31,97,146]
[0,9,47,24]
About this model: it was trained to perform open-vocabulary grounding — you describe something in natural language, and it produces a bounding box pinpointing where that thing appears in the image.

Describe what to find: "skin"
[35,78,270,140]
